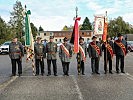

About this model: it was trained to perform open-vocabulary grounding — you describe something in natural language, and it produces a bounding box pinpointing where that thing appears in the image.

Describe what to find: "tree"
[62,25,73,31]
[62,25,69,31]
[39,25,44,31]
[0,17,14,44]
[30,22,38,38]
[108,16,133,37]
[9,0,24,40]
[80,17,92,30]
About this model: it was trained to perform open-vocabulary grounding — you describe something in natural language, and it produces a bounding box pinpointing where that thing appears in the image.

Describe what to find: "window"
[62,33,65,36]
[87,32,90,35]
[82,32,84,35]
[59,39,61,42]
[44,33,46,36]
[59,33,61,36]
[50,32,53,36]
[55,39,57,41]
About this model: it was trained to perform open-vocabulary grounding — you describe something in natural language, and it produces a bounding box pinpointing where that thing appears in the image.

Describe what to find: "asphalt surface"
[0,52,133,100]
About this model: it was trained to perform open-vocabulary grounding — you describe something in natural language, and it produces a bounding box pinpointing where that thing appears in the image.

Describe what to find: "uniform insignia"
[40,46,43,48]
[15,45,20,50]
[53,45,56,48]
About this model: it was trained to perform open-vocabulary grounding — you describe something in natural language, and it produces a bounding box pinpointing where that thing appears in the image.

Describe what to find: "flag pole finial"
[25,5,27,9]
[105,11,107,16]
[75,7,78,18]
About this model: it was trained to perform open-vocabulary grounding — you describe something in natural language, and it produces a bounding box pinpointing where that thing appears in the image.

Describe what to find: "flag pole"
[105,11,108,73]
[75,7,80,74]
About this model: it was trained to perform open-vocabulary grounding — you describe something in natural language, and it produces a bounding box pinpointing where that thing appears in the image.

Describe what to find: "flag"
[70,17,81,53]
[102,12,108,42]
[24,8,35,75]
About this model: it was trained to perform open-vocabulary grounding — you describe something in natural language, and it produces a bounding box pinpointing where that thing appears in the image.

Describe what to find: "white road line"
[72,76,84,100]
[0,76,18,90]
[121,73,133,81]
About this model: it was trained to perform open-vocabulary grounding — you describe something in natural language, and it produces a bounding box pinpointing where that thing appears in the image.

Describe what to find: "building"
[37,30,94,43]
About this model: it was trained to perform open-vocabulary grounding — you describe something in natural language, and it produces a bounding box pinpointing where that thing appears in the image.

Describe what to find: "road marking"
[72,76,84,100]
[0,76,18,90]
[120,73,133,81]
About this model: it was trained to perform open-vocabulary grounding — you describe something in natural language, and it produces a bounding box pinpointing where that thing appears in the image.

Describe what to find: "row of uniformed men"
[9,33,127,76]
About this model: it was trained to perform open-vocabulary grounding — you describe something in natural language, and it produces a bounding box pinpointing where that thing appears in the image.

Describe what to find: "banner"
[102,12,108,42]
[70,17,81,53]
[24,8,35,75]
[60,43,70,57]
[94,16,104,35]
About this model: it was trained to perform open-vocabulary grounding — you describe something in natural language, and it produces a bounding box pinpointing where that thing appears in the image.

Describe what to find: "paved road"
[0,52,133,100]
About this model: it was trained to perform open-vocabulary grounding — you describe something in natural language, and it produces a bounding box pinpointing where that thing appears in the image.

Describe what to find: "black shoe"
[96,72,100,74]
[66,74,69,76]
[109,71,113,74]
[104,71,107,74]
[116,71,119,74]
[121,71,125,73]
[92,72,95,74]
[82,73,85,75]
[35,74,39,76]
[54,74,58,76]
[18,74,22,77]
[10,74,16,77]
[41,73,44,76]
[47,74,51,76]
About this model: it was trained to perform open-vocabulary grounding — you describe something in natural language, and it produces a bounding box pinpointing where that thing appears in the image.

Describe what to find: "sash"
[90,42,100,55]
[79,45,86,61]
[115,41,126,56]
[60,44,70,57]
[104,42,114,58]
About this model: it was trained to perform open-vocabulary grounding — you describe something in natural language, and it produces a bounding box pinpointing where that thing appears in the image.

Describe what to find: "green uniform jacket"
[34,43,46,59]
[46,42,57,60]
[59,43,72,62]
[9,41,24,59]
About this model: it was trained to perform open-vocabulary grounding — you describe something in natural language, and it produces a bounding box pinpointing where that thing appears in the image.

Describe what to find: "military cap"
[92,36,97,39]
[50,36,54,39]
[117,33,123,37]
[63,37,68,41]
[79,36,84,40]
[37,37,42,40]
[12,36,18,39]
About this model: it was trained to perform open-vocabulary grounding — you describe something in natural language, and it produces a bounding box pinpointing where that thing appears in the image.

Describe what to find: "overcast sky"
[0,0,133,31]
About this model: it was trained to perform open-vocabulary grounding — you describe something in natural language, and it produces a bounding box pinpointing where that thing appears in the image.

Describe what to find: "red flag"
[102,14,108,42]
[70,17,81,53]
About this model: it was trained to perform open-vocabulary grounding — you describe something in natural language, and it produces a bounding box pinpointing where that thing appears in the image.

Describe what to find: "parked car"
[127,41,133,52]
[0,41,11,54]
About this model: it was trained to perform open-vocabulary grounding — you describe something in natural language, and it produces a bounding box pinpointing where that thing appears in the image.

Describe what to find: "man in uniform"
[34,37,46,76]
[77,37,87,75]
[9,37,24,77]
[114,33,128,73]
[59,37,72,76]
[102,35,114,74]
[46,36,58,76]
[88,36,102,74]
